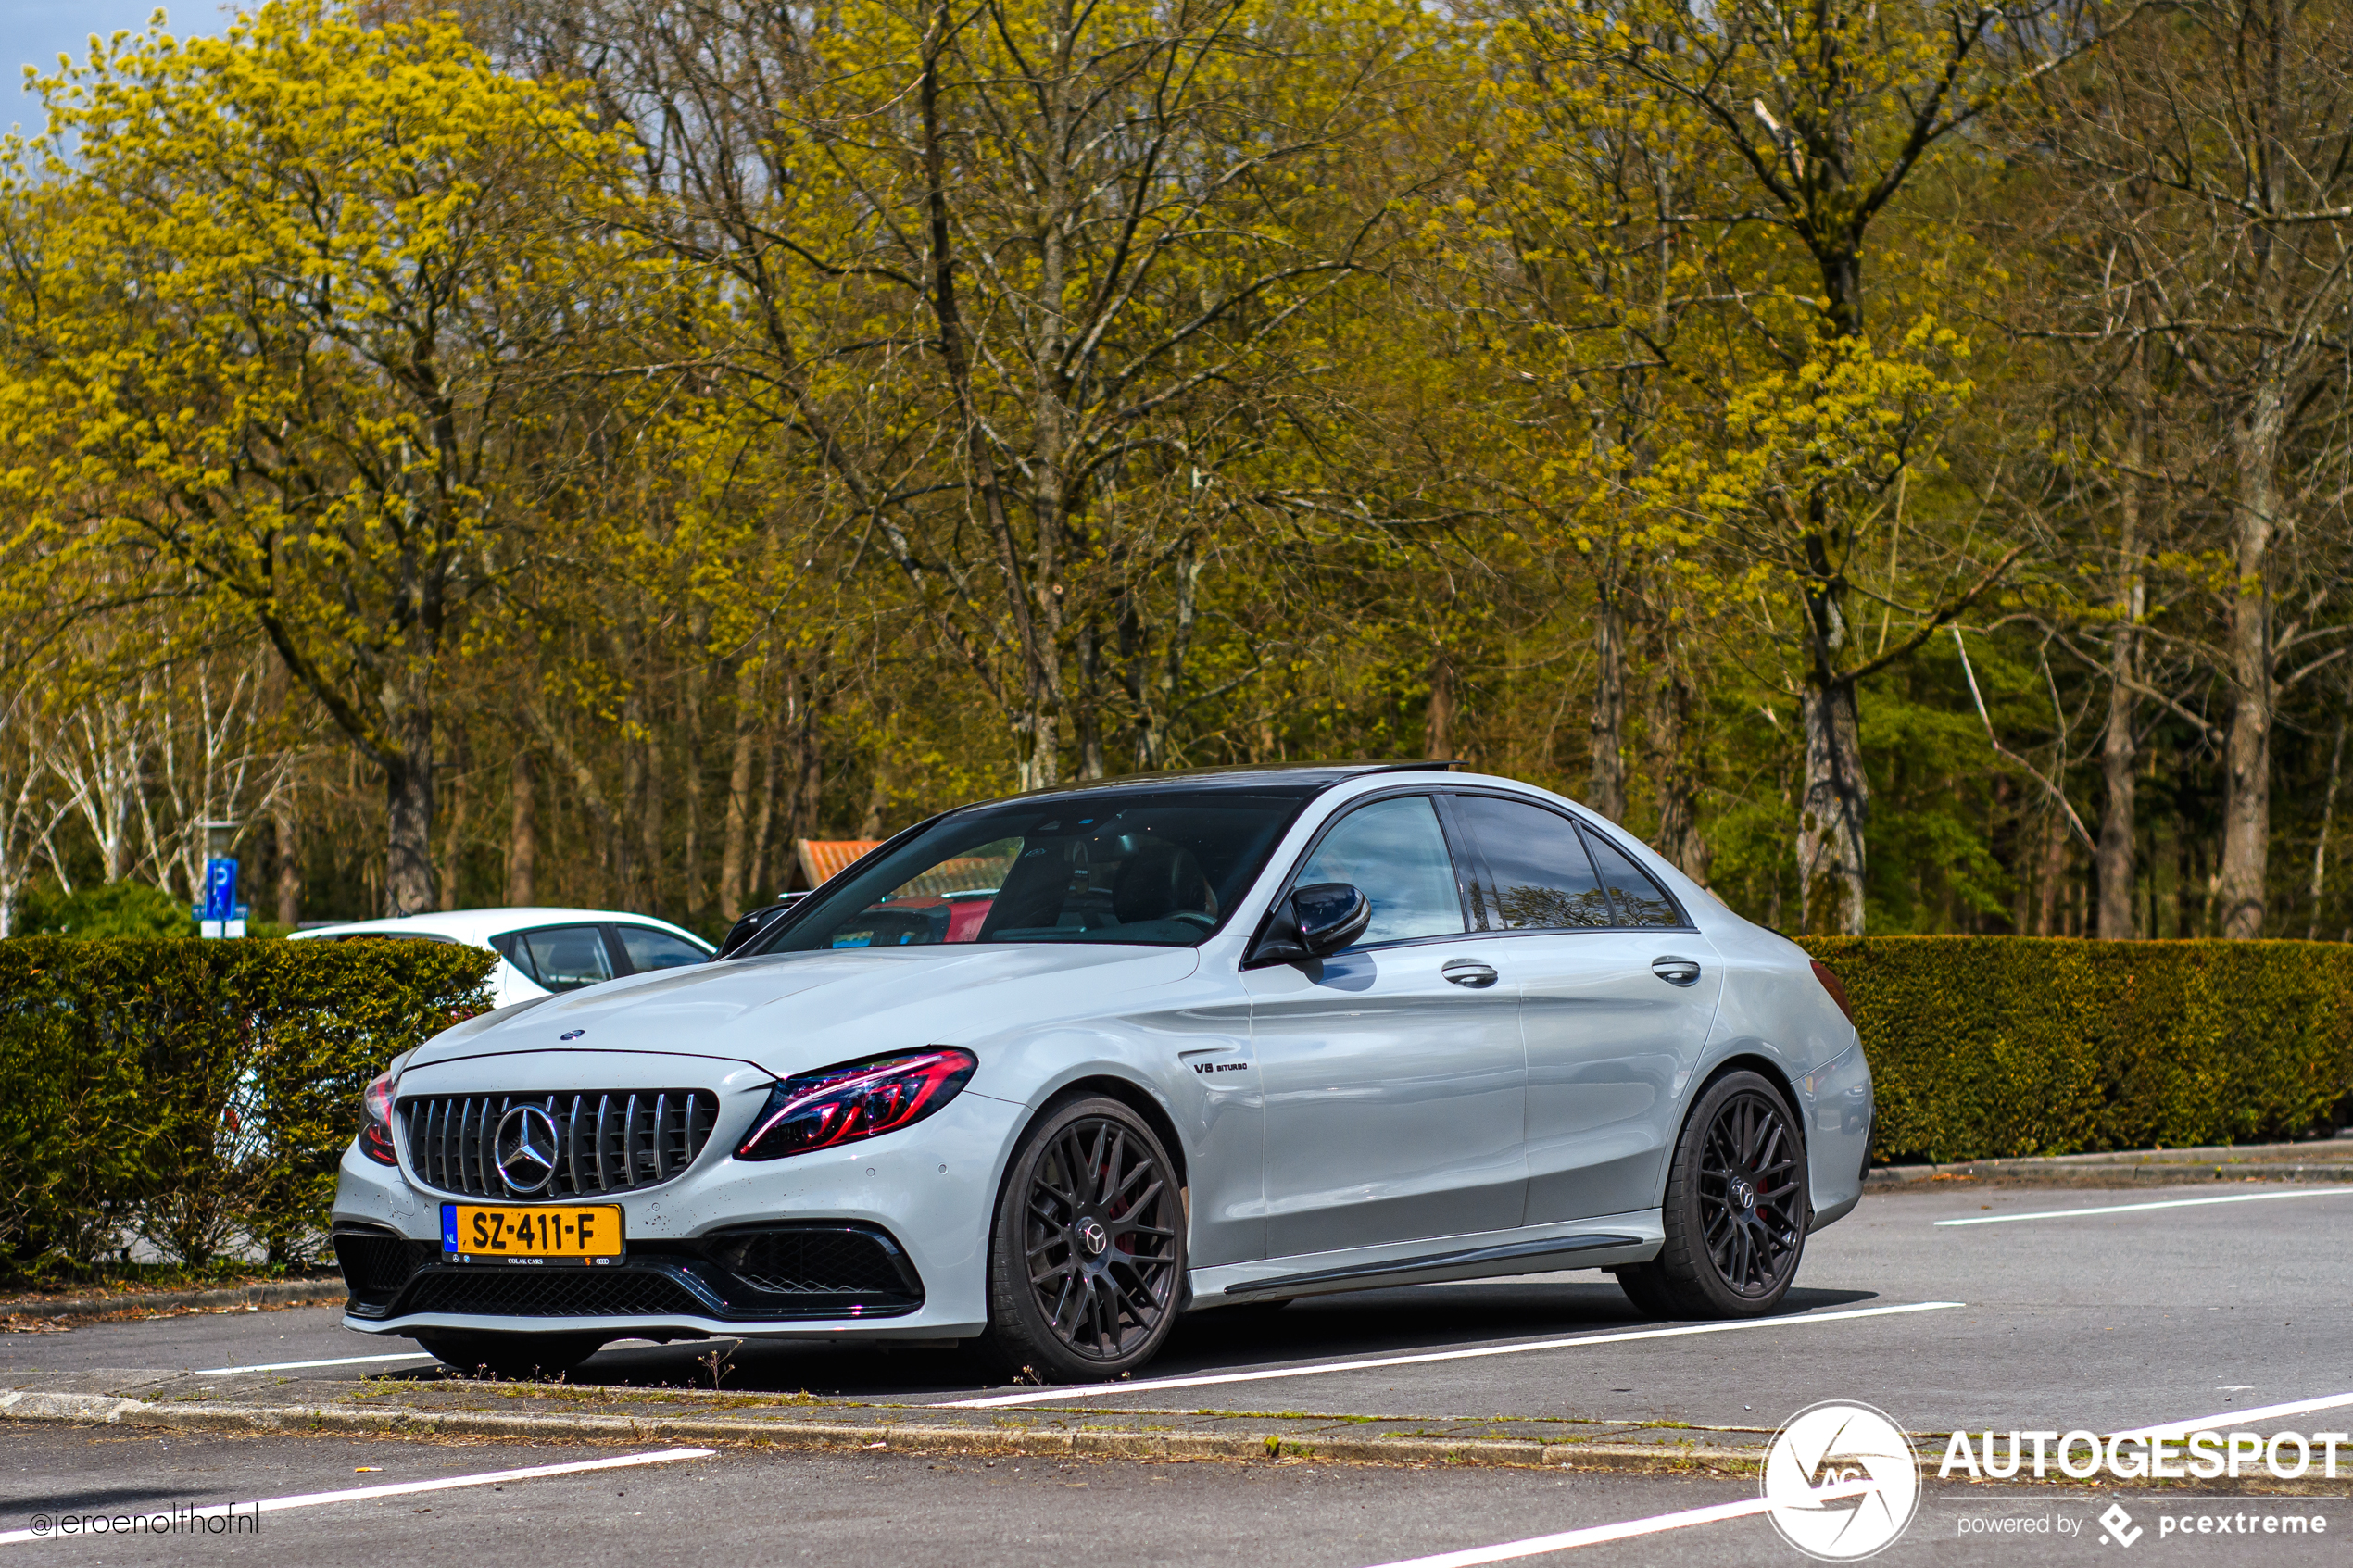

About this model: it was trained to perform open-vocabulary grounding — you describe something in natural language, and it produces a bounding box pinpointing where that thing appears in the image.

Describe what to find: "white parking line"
[934,1300,1966,1409]
[1933,1188,2353,1227]
[0,1447,713,1545]
[191,1352,439,1374]
[1357,1483,1871,1568]
[2116,1389,2353,1439]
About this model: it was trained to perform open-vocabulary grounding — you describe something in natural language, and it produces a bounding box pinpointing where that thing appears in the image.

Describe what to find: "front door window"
[1292,794,1464,946]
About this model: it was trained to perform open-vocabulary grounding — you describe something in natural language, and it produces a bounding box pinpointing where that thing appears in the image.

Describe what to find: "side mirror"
[717,901,792,959]
[1245,882,1372,968]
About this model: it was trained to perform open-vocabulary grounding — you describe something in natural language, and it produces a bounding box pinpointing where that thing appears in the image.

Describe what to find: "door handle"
[1441,958,1500,988]
[1652,956,1702,987]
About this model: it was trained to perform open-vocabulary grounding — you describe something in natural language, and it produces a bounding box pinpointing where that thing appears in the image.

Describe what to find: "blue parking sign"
[202,859,239,923]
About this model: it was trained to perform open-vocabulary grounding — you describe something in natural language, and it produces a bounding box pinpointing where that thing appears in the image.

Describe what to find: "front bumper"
[330,1066,1020,1342]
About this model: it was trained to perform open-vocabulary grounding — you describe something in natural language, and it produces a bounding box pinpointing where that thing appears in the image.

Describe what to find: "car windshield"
[758,787,1317,951]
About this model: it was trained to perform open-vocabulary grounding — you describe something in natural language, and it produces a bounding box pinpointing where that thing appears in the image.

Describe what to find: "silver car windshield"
[761,788,1317,951]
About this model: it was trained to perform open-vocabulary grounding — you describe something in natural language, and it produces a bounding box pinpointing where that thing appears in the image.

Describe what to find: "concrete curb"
[0,1388,1758,1473]
[1868,1140,2353,1188]
[0,1280,346,1322]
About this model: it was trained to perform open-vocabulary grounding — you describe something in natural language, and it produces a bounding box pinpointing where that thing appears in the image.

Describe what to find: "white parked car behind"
[290,909,714,1007]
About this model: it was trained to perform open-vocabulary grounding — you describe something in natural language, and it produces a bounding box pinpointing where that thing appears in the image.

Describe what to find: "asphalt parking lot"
[6,1179,2349,1564]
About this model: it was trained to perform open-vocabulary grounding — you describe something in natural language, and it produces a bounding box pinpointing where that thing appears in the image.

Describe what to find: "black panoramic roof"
[1008,760,1461,800]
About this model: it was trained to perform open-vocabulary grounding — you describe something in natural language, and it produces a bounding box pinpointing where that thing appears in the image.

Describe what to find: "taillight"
[1810,960,1856,1027]
[359,1069,399,1165]
[735,1048,977,1160]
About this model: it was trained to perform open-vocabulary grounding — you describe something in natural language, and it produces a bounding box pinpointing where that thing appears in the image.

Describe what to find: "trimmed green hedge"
[1803,936,2353,1164]
[0,938,493,1279]
[6,934,2346,1275]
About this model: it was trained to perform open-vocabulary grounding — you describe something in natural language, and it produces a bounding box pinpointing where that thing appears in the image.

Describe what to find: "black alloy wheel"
[1697,1085,1805,1296]
[982,1097,1185,1382]
[1615,1070,1807,1320]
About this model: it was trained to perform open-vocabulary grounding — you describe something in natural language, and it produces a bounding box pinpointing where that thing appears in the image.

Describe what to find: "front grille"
[400,1267,718,1320]
[400,1090,720,1198]
[708,1226,914,1298]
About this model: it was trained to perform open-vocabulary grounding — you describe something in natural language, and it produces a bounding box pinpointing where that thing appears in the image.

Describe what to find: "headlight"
[359,1069,399,1165]
[734,1048,977,1160]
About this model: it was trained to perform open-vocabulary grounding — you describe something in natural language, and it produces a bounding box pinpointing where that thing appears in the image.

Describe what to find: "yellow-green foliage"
[1806,936,2353,1163]
[0,937,492,1279]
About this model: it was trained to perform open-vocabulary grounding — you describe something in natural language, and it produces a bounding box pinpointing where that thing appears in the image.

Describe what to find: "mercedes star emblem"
[1076,1217,1110,1256]
[494,1104,561,1195]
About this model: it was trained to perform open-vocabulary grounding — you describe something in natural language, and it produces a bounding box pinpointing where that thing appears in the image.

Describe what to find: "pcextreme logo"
[1762,1401,1923,1561]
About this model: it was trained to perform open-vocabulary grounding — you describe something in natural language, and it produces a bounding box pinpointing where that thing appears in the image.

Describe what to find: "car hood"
[403,943,1201,1080]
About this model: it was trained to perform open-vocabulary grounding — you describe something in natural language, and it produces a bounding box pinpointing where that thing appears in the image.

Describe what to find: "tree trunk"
[1426,651,1454,761]
[1588,595,1626,822]
[1076,622,1106,781]
[639,725,664,915]
[2035,809,2067,935]
[2097,401,2144,938]
[2309,713,2344,941]
[684,648,706,918]
[1796,675,1868,935]
[718,657,760,917]
[272,793,300,927]
[435,746,467,912]
[2218,395,2281,939]
[749,712,780,900]
[384,741,434,917]
[506,748,535,906]
[1647,648,1710,882]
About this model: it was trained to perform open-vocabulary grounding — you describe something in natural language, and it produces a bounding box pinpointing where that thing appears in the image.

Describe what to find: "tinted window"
[506,924,615,990]
[616,925,711,973]
[764,788,1313,951]
[1295,795,1464,946]
[1580,827,1685,927]
[1453,796,1613,929]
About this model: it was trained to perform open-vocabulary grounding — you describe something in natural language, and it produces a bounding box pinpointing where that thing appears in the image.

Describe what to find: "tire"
[413,1329,608,1380]
[980,1096,1187,1383]
[1615,1070,1807,1320]
[1611,1264,1680,1319]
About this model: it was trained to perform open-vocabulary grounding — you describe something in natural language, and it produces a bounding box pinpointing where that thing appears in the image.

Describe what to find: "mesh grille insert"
[400,1268,715,1320]
[399,1090,720,1198]
[333,1231,427,1306]
[710,1227,912,1298]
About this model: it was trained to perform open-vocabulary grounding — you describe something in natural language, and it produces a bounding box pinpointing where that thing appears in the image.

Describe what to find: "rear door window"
[1450,795,1613,929]
[502,924,616,991]
[614,924,711,974]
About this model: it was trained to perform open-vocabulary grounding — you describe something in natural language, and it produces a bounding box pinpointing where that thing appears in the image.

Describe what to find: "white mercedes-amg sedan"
[332,764,1870,1382]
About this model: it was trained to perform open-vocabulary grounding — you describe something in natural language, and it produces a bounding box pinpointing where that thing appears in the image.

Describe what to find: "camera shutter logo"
[495,1105,561,1196]
[1762,1400,1922,1560]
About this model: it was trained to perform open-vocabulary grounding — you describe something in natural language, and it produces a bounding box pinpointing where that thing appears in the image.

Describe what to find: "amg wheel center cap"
[495,1105,560,1196]
[1730,1179,1755,1211]
[1076,1218,1110,1256]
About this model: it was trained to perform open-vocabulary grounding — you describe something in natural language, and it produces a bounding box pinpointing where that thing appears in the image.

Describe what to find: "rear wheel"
[1616,1071,1806,1320]
[413,1330,607,1380]
[981,1097,1186,1383]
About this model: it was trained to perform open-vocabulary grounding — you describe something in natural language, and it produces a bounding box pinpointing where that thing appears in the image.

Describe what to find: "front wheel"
[980,1096,1187,1383]
[1617,1070,1807,1320]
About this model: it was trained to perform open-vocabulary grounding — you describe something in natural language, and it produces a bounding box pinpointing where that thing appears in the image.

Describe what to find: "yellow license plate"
[441,1203,622,1266]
